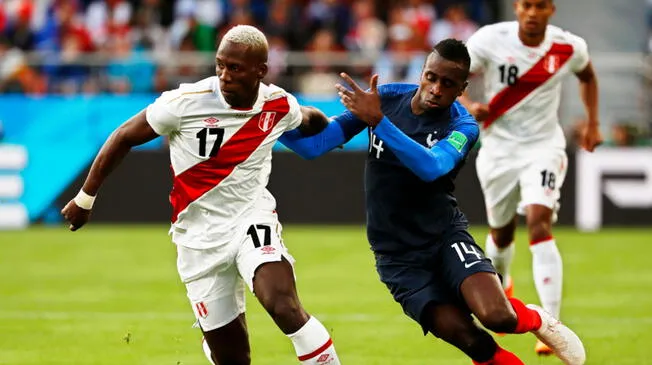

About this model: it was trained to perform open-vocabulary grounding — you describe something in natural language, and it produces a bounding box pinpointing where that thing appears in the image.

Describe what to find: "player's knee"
[491,224,515,248]
[526,219,552,242]
[493,232,514,248]
[476,307,518,334]
[263,292,304,322]
[526,207,553,241]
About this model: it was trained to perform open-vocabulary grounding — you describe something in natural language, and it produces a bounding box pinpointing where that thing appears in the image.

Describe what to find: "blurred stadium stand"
[0,0,649,135]
[1,0,651,229]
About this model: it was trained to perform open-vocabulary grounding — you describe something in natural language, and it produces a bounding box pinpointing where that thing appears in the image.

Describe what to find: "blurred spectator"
[344,0,387,55]
[0,35,44,94]
[306,0,351,49]
[36,0,95,94]
[224,0,267,27]
[265,34,290,89]
[51,0,95,52]
[0,0,501,95]
[428,4,478,46]
[170,0,223,52]
[264,0,303,50]
[373,7,425,84]
[0,5,5,33]
[435,0,499,25]
[53,30,94,94]
[403,0,436,51]
[3,0,36,50]
[298,28,344,95]
[192,0,223,51]
[215,2,256,47]
[85,0,132,48]
[131,0,172,57]
[105,34,156,94]
[155,33,208,92]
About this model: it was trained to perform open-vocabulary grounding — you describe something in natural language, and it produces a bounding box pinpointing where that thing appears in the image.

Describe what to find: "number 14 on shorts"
[451,242,483,268]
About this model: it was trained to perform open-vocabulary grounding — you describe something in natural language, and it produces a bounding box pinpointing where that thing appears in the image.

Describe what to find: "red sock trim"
[529,235,553,246]
[297,338,332,361]
[472,342,499,365]
[509,297,542,333]
[472,346,525,365]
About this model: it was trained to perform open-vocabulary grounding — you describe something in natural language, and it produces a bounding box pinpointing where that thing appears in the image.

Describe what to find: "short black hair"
[432,38,471,78]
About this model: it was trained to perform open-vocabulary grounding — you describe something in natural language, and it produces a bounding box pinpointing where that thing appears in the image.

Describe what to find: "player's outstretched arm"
[297,106,330,136]
[575,61,602,152]
[280,109,366,160]
[335,72,480,181]
[61,110,159,231]
[374,116,478,182]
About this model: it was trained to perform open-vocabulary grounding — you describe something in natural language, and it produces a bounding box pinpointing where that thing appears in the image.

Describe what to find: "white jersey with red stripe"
[145,76,302,249]
[466,21,589,156]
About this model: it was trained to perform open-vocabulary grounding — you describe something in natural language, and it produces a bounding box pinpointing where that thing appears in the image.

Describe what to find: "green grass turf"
[0,225,650,364]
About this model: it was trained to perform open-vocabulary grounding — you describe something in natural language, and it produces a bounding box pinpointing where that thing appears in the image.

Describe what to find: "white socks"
[486,232,563,319]
[530,237,563,319]
[288,316,341,364]
[200,316,340,365]
[485,234,515,289]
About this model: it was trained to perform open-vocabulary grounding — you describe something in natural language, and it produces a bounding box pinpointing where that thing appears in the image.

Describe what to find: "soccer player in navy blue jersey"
[280,39,586,365]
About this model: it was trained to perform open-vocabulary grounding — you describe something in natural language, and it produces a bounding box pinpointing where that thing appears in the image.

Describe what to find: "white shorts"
[175,208,295,331]
[476,148,568,228]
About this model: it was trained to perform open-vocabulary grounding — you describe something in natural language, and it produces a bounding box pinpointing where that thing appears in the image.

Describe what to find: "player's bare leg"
[461,272,585,365]
[253,258,341,364]
[422,303,524,364]
[202,313,251,365]
[526,204,563,356]
[461,272,520,334]
[486,217,517,297]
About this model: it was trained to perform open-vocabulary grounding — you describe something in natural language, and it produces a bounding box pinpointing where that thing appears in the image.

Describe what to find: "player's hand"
[61,200,92,231]
[335,73,384,127]
[469,102,490,122]
[580,121,603,152]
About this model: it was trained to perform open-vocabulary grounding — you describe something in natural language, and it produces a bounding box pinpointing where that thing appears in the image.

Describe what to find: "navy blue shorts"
[374,229,496,333]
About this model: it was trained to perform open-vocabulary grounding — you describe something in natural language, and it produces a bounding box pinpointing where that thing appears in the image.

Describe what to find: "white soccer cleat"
[527,304,586,365]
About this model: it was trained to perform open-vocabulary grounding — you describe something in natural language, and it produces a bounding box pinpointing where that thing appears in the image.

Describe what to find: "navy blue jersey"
[335,84,479,253]
[279,83,479,253]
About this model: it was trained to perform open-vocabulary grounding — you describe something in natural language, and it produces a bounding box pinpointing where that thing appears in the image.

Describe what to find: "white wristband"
[74,190,96,210]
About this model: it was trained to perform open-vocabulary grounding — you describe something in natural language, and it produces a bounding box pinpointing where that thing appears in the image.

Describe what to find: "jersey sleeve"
[283,93,303,132]
[567,33,590,73]
[145,90,182,136]
[443,106,479,158]
[372,105,479,182]
[465,26,492,74]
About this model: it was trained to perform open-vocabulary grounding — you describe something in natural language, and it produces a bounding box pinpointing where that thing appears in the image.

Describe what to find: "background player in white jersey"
[61,25,342,365]
[459,0,602,356]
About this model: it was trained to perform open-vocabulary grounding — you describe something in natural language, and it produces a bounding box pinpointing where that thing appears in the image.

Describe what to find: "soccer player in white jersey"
[459,0,603,356]
[61,25,342,365]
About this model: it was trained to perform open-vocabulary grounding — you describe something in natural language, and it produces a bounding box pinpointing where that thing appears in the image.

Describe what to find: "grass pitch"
[1,225,650,364]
